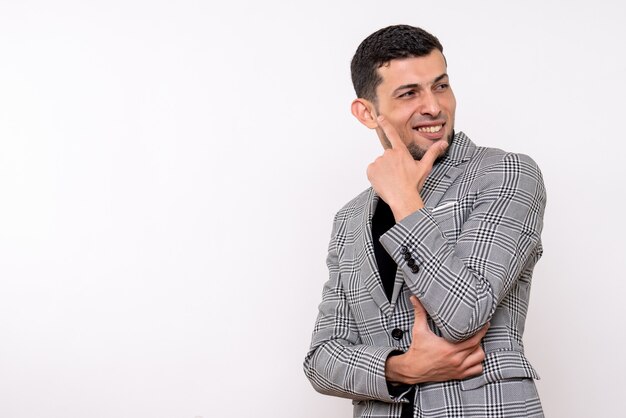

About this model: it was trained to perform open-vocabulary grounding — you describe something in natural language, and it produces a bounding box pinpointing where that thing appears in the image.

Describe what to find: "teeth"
[417,125,442,133]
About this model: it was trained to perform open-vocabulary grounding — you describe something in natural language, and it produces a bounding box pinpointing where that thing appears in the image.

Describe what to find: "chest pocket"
[431,200,464,242]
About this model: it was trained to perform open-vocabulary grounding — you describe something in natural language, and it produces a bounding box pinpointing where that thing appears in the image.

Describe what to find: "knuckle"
[462,365,482,379]
[450,355,464,368]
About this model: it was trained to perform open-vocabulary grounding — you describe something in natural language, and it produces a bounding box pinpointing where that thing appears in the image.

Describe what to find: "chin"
[408,131,454,161]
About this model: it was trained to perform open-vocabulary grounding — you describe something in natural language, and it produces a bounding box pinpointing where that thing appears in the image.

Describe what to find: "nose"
[419,90,441,117]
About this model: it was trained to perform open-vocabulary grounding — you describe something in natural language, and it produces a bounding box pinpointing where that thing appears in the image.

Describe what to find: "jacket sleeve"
[303,215,411,403]
[379,153,546,343]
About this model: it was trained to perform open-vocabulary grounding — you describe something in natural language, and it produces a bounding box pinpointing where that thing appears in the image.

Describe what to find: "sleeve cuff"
[378,207,444,297]
[385,351,414,400]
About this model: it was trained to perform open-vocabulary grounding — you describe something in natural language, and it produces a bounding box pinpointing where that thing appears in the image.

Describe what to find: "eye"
[435,83,450,91]
[398,90,415,98]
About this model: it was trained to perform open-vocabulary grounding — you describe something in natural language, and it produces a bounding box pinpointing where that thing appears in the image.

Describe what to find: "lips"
[416,124,443,133]
[413,122,446,139]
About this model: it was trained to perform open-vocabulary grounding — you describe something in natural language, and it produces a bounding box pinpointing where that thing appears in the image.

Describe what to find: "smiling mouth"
[415,124,443,133]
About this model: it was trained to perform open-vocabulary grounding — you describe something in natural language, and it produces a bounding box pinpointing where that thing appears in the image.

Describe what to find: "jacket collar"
[420,131,475,208]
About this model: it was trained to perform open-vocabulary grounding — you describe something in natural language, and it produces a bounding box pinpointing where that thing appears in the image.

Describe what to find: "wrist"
[385,351,409,384]
[389,195,424,222]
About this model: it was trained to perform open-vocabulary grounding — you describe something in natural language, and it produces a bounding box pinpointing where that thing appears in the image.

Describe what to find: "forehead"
[377,50,448,90]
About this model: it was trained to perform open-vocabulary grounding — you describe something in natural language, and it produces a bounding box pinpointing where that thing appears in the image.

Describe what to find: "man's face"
[373,50,456,160]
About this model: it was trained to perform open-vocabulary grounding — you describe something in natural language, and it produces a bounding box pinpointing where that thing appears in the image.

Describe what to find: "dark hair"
[350,25,443,101]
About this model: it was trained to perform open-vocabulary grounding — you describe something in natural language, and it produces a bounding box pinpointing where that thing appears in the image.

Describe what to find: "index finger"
[455,322,489,351]
[376,115,408,152]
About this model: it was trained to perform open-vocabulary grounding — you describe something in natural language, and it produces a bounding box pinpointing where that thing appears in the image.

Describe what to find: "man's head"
[350,25,456,160]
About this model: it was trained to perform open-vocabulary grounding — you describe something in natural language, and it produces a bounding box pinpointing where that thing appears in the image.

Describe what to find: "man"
[303,25,546,418]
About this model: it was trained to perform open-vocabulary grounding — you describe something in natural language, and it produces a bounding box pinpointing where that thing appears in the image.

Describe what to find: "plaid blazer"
[304,132,546,417]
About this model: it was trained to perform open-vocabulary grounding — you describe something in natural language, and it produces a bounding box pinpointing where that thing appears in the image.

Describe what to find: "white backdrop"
[1,1,625,417]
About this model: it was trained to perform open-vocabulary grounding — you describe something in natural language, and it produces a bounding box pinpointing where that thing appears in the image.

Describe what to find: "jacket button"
[391,328,404,340]
[400,246,408,254]
[407,258,416,267]
[403,252,411,261]
[411,265,420,274]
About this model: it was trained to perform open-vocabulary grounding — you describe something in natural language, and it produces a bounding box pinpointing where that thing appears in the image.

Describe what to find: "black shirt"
[371,198,415,417]
[371,198,397,301]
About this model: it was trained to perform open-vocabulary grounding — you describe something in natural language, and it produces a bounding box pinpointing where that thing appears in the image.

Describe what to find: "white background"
[1,1,625,417]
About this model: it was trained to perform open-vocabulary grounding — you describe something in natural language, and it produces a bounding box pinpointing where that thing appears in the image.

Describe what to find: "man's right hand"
[385,296,488,385]
[366,115,448,223]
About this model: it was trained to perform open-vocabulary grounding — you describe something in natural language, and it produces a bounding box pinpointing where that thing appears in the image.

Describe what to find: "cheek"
[392,108,416,127]
[384,111,413,132]
[381,103,417,132]
[445,94,457,117]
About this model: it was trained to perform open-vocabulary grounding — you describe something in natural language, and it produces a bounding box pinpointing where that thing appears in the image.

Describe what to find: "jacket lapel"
[351,188,394,317]
[420,132,476,209]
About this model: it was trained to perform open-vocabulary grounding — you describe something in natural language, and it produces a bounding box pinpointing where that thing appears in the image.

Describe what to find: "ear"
[351,98,378,129]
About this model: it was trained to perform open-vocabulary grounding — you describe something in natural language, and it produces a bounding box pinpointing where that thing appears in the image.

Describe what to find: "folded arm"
[304,213,488,399]
[380,153,546,342]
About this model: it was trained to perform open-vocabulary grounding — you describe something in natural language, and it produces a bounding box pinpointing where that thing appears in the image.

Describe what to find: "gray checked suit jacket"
[304,132,546,418]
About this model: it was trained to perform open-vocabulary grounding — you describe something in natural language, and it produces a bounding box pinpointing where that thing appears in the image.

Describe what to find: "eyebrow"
[392,73,449,95]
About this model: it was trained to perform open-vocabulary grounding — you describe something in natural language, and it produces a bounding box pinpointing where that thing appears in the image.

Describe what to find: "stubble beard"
[407,130,454,161]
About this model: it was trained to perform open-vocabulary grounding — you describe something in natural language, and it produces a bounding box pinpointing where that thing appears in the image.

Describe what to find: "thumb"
[420,139,449,168]
[409,296,430,333]
[416,140,448,192]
